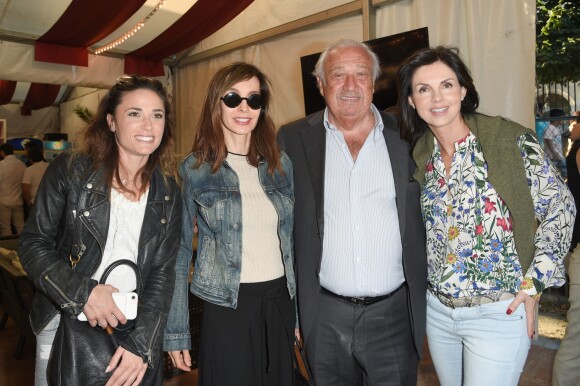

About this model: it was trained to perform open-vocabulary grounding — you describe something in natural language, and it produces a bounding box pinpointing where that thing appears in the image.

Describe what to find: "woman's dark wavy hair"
[191,62,281,174]
[397,46,480,147]
[81,75,176,194]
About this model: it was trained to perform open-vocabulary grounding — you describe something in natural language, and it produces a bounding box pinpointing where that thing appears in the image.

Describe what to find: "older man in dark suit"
[277,39,427,385]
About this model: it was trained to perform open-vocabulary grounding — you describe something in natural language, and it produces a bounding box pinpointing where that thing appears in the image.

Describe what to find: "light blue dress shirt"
[319,105,404,297]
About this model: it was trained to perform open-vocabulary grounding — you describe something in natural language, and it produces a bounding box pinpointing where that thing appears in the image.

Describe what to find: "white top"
[22,161,49,204]
[226,153,284,283]
[91,188,148,292]
[0,155,27,206]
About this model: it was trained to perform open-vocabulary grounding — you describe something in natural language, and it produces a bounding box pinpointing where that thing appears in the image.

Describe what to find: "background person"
[278,39,427,386]
[552,110,580,386]
[544,108,568,178]
[21,145,48,210]
[535,111,549,148]
[164,62,296,386]
[24,141,46,166]
[566,111,580,252]
[0,143,27,236]
[397,46,575,386]
[18,75,181,386]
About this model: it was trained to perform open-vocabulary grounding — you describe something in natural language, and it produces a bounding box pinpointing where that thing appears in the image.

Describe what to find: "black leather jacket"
[18,152,182,371]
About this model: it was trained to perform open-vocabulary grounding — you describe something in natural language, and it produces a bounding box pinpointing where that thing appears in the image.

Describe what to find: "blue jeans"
[35,314,59,386]
[426,291,530,386]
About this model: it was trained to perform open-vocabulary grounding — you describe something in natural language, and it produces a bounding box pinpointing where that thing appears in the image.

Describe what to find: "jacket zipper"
[141,191,167,366]
[81,216,104,268]
[144,315,162,367]
[44,275,83,309]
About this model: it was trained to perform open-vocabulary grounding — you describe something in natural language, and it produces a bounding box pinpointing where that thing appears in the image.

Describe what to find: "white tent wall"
[374,0,536,127]
[0,104,59,138]
[59,88,109,148]
[174,0,536,157]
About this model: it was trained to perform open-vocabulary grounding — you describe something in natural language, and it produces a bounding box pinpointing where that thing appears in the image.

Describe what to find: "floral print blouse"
[421,132,575,299]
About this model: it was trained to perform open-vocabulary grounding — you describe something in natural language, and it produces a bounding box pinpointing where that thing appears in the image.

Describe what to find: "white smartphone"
[77,292,139,321]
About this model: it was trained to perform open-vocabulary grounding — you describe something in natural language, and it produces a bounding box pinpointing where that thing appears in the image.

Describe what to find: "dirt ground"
[538,290,569,341]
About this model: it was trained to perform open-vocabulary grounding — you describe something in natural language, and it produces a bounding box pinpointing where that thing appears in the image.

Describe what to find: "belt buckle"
[349,296,366,306]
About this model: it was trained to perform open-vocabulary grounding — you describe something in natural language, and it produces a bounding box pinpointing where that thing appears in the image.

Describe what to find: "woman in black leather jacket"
[18,75,181,386]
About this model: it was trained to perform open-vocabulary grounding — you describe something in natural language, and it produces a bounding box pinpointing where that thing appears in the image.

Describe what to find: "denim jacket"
[164,152,295,351]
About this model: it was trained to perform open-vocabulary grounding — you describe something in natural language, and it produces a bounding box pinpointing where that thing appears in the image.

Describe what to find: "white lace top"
[91,188,148,292]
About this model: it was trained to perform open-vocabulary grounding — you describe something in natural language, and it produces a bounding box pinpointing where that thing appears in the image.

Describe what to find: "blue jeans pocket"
[477,300,523,321]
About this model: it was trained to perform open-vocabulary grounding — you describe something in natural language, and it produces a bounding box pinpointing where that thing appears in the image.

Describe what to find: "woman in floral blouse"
[397,46,575,386]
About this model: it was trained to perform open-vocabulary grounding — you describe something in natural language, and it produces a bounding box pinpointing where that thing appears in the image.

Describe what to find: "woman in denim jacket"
[164,62,296,385]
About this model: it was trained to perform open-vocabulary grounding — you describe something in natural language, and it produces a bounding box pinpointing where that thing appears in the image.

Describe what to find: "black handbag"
[48,259,140,386]
[293,336,313,386]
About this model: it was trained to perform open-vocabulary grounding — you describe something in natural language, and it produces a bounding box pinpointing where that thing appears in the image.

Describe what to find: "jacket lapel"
[138,169,168,246]
[382,118,409,239]
[301,111,326,239]
[80,168,110,252]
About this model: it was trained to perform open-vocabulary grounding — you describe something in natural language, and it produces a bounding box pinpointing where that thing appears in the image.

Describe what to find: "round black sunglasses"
[220,92,263,110]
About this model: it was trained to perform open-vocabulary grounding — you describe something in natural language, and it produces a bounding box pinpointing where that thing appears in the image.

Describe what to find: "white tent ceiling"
[0,0,199,55]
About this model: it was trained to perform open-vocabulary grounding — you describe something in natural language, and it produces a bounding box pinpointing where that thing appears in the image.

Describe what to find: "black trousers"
[306,285,418,386]
[198,276,295,386]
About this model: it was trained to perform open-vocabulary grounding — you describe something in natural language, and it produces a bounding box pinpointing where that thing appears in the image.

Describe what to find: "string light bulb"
[94,0,167,55]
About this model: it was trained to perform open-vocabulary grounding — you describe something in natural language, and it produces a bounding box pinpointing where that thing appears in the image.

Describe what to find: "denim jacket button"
[164,195,170,201]
[86,183,93,189]
[232,223,239,230]
[83,210,90,217]
[161,218,167,224]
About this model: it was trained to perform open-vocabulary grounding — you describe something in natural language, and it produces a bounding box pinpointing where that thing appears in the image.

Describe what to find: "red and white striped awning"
[0,0,253,112]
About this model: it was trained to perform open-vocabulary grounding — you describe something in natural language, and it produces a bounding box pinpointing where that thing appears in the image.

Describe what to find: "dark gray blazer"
[277,109,427,358]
